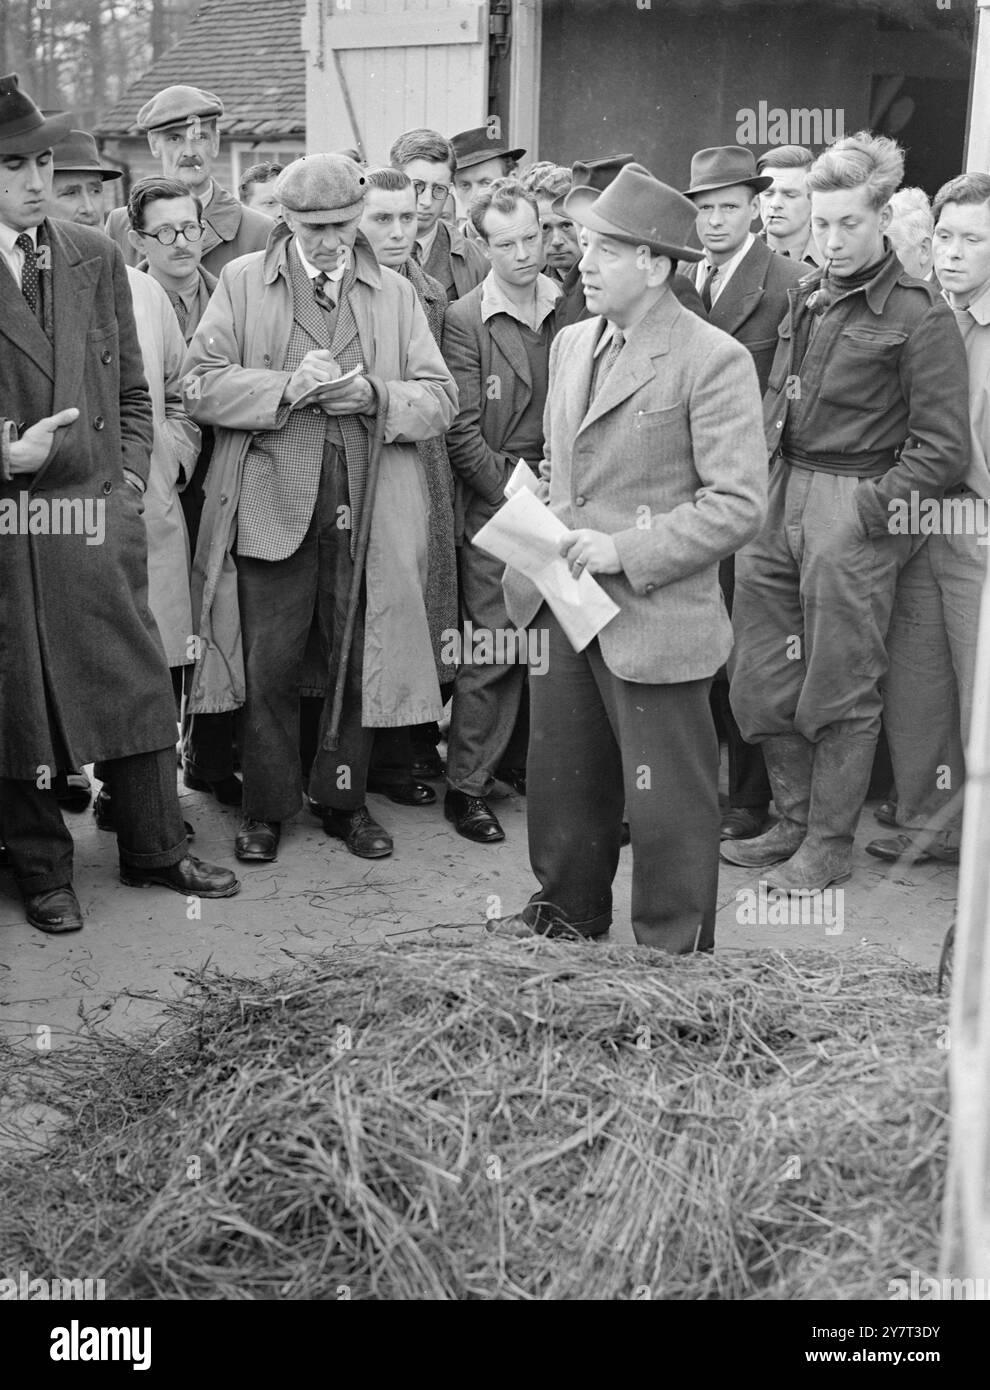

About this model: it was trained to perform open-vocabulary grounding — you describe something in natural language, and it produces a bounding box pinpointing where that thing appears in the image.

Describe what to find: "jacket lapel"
[488,312,532,390]
[710,240,766,337]
[49,220,101,418]
[0,247,54,381]
[578,295,676,433]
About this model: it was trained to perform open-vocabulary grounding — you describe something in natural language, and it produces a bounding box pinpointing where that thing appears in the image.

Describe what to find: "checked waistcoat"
[236,241,371,562]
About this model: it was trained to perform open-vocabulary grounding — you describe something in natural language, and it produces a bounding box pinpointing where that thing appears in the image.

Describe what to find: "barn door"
[303,0,491,164]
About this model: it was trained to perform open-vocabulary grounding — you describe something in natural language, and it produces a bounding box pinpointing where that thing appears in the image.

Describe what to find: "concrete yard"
[0,769,956,1060]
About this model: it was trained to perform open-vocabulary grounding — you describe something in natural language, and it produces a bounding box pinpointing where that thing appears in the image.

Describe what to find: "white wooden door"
[303,0,490,164]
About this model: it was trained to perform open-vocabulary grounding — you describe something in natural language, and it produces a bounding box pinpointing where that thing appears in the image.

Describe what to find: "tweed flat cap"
[137,85,224,132]
[274,154,366,224]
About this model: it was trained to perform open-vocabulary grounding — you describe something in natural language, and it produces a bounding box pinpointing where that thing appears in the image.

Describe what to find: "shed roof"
[95,0,306,139]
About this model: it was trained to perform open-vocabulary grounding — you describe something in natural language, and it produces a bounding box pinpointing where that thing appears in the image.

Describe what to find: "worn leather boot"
[766,731,876,893]
[719,733,813,867]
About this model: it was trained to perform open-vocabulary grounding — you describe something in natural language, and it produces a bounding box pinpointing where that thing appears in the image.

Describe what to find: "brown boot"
[766,731,876,893]
[720,733,813,867]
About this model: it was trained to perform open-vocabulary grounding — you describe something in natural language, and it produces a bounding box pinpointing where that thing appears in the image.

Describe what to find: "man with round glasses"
[126,177,214,343]
[388,127,487,305]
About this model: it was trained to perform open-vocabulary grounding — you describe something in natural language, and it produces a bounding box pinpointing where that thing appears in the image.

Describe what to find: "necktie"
[16,232,39,316]
[593,329,625,398]
[700,262,717,311]
[313,272,337,313]
[411,241,423,266]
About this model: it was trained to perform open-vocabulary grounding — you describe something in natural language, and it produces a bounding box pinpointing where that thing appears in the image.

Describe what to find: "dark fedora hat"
[451,125,525,171]
[682,145,772,198]
[563,162,704,263]
[0,73,73,156]
[52,129,122,181]
[551,152,635,214]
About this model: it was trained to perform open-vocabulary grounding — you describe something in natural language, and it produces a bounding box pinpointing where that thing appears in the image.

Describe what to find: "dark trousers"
[712,555,770,810]
[0,746,187,896]
[524,607,720,954]
[446,497,529,796]
[183,710,238,782]
[237,447,372,822]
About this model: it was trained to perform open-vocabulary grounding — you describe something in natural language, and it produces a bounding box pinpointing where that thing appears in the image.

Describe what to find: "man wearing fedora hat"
[553,153,707,330]
[104,84,272,275]
[49,128,121,228]
[0,72,240,934]
[450,125,526,223]
[182,153,457,864]
[683,145,806,844]
[483,163,767,953]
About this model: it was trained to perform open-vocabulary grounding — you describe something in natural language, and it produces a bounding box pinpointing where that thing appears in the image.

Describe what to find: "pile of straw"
[0,939,947,1300]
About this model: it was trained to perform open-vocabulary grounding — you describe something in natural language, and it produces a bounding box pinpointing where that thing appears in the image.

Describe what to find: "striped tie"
[593,329,625,398]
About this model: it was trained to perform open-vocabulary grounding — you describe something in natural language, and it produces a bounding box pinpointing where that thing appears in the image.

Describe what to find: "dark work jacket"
[763,252,971,537]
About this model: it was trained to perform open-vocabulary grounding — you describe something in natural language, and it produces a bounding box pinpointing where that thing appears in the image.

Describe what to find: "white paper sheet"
[472,487,620,652]
[503,457,542,499]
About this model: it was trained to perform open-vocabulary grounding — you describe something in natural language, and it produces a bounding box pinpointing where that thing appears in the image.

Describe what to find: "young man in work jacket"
[723,131,971,894]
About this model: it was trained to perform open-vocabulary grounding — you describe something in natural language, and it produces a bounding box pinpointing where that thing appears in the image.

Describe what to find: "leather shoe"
[366,776,436,806]
[322,806,393,858]
[235,819,280,861]
[121,854,240,896]
[865,834,959,866]
[183,771,243,806]
[25,886,84,934]
[444,789,504,844]
[720,806,768,840]
[873,800,899,828]
[53,770,92,812]
[95,791,193,840]
[495,767,527,795]
[411,753,445,781]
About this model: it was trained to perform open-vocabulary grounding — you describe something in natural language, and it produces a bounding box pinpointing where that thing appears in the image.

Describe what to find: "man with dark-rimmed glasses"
[389,127,487,304]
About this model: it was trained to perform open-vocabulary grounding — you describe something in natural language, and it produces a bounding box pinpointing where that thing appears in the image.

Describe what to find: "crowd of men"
[0,69,985,952]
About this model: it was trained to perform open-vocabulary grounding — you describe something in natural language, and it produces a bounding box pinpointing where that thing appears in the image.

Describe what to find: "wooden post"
[940,546,990,1290]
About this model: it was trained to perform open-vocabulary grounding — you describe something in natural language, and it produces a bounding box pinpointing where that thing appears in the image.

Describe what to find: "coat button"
[220,495,228,505]
[645,583,656,593]
[575,495,586,506]
[102,480,112,494]
[93,415,105,430]
[100,350,112,364]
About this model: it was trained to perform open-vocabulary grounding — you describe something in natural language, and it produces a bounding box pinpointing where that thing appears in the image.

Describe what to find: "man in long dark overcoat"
[0,73,238,933]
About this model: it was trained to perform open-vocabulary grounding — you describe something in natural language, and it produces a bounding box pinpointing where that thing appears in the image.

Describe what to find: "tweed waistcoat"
[237,242,336,559]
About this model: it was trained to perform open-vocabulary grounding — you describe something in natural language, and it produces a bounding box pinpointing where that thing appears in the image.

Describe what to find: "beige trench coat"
[181,227,457,724]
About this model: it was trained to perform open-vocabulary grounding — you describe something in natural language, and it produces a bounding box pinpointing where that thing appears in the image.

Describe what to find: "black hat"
[52,129,122,181]
[551,152,636,214]
[0,73,73,156]
[451,125,525,171]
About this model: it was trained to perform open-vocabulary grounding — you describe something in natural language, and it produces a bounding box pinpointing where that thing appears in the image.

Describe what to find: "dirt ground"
[0,763,956,1063]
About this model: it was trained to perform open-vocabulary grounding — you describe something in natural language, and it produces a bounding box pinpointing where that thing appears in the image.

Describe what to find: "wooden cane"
[325,378,389,751]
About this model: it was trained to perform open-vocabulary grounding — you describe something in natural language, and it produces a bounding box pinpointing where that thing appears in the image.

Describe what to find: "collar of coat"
[261,219,382,289]
[200,181,248,244]
[791,243,936,318]
[136,259,218,295]
[943,275,990,327]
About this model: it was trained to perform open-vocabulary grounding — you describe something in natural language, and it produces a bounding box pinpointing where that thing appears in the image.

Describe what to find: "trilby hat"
[563,162,705,262]
[52,129,122,181]
[451,126,525,171]
[682,145,772,198]
[0,73,73,156]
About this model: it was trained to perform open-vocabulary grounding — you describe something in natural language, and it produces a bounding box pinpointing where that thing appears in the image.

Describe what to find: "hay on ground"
[0,940,947,1300]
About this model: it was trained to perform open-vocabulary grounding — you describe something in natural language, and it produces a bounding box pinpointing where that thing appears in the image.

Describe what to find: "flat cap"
[137,84,224,132]
[274,154,366,224]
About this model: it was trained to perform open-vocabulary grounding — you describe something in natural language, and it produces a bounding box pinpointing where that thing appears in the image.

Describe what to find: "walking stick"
[325,378,389,751]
